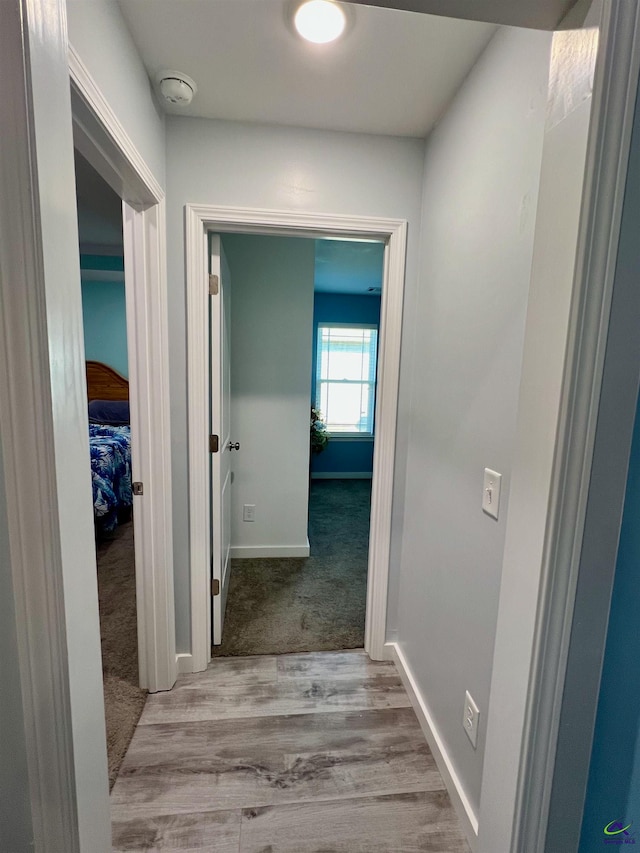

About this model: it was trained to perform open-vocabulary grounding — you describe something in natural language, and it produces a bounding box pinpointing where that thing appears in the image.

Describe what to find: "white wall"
[66,0,166,186]
[394,25,552,825]
[166,117,425,651]
[223,234,315,557]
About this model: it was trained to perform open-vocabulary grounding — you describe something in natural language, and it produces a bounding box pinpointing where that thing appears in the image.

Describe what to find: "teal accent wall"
[311,292,381,476]
[579,386,640,851]
[80,279,128,377]
[80,253,124,274]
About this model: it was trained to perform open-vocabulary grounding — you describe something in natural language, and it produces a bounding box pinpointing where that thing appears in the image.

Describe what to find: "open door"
[209,234,233,645]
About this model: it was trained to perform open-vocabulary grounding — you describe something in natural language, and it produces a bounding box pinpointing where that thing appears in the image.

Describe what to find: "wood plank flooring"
[110,650,470,852]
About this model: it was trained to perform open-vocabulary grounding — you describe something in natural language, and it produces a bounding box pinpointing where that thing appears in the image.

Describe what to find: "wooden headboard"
[86,361,129,402]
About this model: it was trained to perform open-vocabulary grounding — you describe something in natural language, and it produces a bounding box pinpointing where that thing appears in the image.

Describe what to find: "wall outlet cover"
[243,504,256,522]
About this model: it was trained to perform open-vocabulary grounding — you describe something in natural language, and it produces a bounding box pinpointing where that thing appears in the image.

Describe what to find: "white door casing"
[69,46,177,694]
[209,235,233,645]
[186,206,408,672]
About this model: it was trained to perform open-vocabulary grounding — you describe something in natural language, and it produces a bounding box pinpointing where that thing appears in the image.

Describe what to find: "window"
[315,324,378,435]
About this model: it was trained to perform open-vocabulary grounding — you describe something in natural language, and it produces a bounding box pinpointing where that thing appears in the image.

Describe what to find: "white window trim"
[326,434,375,441]
[317,322,379,328]
[315,321,379,438]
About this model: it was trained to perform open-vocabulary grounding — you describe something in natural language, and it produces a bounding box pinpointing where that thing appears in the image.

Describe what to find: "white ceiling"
[118,0,496,138]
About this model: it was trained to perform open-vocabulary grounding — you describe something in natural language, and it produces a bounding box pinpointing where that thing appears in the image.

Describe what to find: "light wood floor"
[110,650,470,852]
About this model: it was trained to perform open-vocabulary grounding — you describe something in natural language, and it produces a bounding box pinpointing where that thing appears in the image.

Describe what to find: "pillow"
[88,399,130,426]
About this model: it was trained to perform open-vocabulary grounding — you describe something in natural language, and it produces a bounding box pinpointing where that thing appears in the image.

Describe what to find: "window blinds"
[315,324,378,434]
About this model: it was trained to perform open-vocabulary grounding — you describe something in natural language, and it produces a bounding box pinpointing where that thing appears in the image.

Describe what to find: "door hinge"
[211,578,220,596]
[209,274,219,296]
[209,434,219,453]
[132,482,144,496]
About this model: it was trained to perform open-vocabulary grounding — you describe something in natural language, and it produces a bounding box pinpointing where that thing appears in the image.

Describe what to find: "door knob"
[229,441,240,451]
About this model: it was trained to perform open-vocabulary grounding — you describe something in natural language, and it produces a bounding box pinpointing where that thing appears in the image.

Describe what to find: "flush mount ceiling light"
[294,0,347,44]
[156,70,197,106]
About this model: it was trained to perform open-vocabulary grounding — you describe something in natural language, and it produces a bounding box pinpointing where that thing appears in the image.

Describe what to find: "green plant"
[311,406,329,454]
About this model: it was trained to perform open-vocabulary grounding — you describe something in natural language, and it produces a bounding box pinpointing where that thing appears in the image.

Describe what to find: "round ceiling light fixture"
[294,0,346,44]
[156,70,197,106]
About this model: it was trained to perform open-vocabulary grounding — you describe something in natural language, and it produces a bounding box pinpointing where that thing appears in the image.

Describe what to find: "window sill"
[327,434,374,442]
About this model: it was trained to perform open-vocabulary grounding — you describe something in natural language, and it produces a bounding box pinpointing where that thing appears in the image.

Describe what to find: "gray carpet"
[96,520,147,790]
[213,478,371,657]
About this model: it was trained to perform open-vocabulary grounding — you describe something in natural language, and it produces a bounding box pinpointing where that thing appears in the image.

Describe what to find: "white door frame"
[185,205,407,672]
[69,46,177,693]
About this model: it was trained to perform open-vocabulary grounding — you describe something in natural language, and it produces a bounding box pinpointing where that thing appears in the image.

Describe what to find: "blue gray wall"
[311,292,381,477]
[393,26,550,817]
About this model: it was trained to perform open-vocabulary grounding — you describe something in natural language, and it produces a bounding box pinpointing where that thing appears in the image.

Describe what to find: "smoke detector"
[156,70,197,106]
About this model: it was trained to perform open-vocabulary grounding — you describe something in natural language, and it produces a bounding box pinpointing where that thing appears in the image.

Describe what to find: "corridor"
[110,650,469,851]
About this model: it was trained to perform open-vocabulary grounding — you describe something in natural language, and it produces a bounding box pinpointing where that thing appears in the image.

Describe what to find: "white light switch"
[482,468,502,520]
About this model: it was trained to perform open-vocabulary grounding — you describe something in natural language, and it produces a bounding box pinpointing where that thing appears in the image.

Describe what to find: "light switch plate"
[482,468,502,520]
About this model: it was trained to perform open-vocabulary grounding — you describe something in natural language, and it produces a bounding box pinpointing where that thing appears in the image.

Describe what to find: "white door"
[209,234,233,645]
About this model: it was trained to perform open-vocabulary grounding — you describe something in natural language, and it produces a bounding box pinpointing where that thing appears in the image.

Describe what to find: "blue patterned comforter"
[90,424,132,532]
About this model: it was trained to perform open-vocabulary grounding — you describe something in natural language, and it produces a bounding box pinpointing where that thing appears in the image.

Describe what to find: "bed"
[86,361,132,534]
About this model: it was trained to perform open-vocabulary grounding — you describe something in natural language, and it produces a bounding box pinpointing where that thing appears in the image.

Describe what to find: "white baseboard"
[311,472,373,479]
[176,653,195,675]
[230,541,310,559]
[386,641,479,851]
[380,642,396,661]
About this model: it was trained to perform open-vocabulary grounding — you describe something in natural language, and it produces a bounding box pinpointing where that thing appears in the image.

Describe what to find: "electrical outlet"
[463,690,480,749]
[243,504,256,522]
